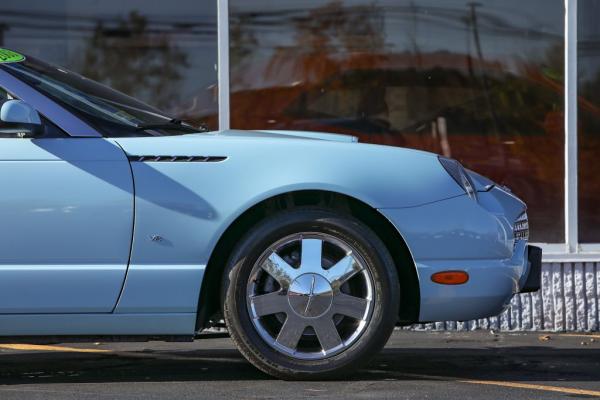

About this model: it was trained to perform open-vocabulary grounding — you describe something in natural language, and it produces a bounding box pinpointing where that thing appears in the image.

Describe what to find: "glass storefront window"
[229,0,565,242]
[578,0,600,243]
[1,0,218,129]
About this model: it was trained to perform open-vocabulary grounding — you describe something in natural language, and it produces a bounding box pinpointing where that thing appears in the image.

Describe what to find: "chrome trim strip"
[0,68,101,137]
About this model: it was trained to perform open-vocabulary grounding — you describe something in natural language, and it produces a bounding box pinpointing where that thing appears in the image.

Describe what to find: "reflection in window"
[578,0,600,242]
[0,0,218,129]
[230,0,564,242]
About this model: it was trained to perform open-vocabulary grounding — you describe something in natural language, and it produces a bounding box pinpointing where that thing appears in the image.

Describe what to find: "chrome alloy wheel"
[246,233,375,360]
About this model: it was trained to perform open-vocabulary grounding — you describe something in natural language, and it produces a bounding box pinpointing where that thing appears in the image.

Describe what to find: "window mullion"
[565,0,578,253]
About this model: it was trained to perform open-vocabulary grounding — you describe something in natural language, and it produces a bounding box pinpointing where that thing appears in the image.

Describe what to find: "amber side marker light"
[431,271,469,285]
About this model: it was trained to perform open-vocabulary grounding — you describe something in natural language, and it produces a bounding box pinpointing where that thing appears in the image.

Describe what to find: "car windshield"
[0,54,207,137]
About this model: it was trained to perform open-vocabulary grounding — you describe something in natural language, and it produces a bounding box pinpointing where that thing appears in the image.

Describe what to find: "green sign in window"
[0,49,25,64]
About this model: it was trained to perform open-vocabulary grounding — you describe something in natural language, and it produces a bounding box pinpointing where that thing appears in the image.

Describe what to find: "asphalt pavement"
[0,330,599,399]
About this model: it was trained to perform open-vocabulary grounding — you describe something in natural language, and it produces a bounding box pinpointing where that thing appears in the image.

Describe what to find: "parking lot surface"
[0,330,599,399]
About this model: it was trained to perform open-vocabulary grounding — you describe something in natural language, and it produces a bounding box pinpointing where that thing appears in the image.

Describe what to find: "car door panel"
[0,138,133,313]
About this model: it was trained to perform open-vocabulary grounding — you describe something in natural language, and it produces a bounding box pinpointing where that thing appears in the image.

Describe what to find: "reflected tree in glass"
[81,11,189,112]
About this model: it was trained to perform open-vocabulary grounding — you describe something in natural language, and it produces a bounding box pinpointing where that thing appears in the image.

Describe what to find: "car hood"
[113,129,437,162]
[204,129,358,143]
[113,129,434,160]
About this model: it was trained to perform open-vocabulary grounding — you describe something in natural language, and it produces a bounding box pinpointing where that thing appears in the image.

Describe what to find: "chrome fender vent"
[127,155,227,162]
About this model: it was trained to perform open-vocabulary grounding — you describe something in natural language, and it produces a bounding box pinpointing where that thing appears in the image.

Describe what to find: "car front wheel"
[223,207,400,379]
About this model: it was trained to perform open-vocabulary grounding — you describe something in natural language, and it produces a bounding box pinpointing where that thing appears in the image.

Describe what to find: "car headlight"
[438,156,478,201]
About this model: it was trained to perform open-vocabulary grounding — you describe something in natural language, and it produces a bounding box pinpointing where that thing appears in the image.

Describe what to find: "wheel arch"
[195,190,420,332]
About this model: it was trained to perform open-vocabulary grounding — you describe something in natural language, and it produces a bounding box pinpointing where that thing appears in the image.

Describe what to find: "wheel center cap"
[288,273,333,318]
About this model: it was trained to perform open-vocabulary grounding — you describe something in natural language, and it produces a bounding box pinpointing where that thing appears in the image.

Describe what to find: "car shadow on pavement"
[0,345,599,384]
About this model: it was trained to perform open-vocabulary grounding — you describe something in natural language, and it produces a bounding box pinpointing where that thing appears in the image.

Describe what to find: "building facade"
[1,0,598,330]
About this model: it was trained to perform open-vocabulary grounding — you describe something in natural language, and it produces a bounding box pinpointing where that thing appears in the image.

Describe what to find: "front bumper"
[520,245,542,293]
[379,185,540,323]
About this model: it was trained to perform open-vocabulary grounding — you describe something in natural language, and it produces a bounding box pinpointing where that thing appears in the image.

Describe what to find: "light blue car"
[0,49,540,379]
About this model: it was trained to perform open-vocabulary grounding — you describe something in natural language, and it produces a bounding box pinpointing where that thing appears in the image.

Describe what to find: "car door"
[0,71,133,314]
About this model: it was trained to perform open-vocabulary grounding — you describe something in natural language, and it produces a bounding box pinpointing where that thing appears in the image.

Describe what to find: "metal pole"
[217,0,230,131]
[565,0,578,252]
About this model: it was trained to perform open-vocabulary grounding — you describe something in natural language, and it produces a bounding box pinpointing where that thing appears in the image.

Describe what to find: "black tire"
[222,207,400,380]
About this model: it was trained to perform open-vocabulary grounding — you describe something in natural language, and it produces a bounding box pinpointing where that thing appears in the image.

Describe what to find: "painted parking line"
[388,372,600,398]
[0,344,110,353]
[460,378,600,397]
